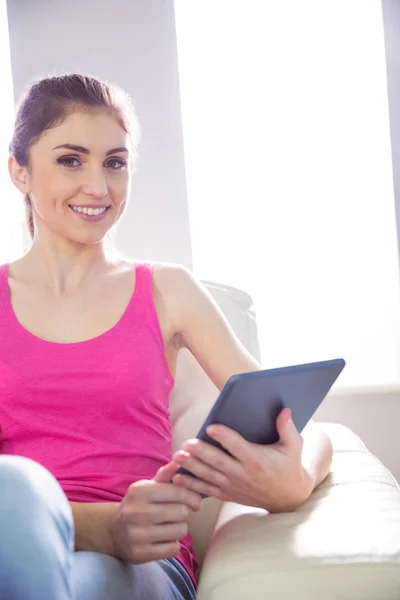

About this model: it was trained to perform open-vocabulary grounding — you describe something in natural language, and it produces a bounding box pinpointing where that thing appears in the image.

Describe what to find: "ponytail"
[24,194,34,239]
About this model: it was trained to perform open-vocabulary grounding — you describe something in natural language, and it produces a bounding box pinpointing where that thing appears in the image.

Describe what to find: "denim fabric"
[0,455,196,600]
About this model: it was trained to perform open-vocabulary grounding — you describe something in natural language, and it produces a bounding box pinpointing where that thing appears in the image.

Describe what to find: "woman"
[0,73,333,599]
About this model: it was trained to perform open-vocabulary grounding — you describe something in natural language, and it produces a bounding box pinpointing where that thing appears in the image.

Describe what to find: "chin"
[67,229,110,246]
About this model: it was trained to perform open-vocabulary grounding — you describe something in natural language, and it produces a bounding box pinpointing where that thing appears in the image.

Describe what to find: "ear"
[8,155,29,194]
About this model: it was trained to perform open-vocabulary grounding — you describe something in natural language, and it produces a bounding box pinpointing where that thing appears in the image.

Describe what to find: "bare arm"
[69,462,203,564]
[165,265,333,510]
[301,420,333,491]
[69,501,118,556]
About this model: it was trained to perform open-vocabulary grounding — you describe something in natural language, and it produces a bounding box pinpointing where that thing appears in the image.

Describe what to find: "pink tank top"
[0,261,198,586]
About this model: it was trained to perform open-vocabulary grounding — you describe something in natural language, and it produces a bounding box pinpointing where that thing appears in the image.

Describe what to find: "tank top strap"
[0,264,9,313]
[132,260,154,305]
[120,260,159,328]
[121,260,171,381]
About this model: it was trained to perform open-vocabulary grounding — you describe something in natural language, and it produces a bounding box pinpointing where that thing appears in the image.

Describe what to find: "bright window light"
[175,0,400,388]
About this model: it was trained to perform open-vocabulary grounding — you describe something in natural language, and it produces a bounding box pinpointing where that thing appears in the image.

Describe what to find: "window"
[0,1,23,264]
[175,0,400,388]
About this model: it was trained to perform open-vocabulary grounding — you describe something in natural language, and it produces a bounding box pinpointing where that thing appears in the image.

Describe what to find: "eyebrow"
[52,144,129,156]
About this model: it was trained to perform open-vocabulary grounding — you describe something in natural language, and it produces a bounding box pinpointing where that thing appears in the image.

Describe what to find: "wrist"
[280,468,314,513]
[264,467,315,514]
[107,502,123,558]
[70,501,120,556]
[298,465,316,505]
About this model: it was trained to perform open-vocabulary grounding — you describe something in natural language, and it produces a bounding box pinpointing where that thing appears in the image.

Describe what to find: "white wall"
[383,0,400,253]
[6,0,193,268]
[0,0,22,264]
[314,387,400,484]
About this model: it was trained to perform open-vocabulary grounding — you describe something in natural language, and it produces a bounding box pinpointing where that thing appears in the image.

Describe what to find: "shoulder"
[151,261,192,291]
[150,261,260,390]
[150,261,194,313]
[150,261,203,332]
[150,260,225,339]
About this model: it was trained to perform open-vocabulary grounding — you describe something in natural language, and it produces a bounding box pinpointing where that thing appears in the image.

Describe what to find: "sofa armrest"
[197,424,400,600]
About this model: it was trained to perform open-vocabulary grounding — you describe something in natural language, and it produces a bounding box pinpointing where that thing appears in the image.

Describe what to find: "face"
[9,110,132,244]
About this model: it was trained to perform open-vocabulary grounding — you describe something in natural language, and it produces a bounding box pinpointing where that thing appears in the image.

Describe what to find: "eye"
[104,157,127,171]
[57,156,81,168]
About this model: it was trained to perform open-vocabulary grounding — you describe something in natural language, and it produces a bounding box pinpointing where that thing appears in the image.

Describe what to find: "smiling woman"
[0,73,199,600]
[8,75,139,243]
[0,72,333,600]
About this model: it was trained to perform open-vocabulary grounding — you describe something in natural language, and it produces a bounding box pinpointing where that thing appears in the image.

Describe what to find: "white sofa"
[170,280,400,599]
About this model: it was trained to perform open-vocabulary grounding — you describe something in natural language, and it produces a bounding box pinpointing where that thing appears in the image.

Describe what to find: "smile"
[68,205,110,222]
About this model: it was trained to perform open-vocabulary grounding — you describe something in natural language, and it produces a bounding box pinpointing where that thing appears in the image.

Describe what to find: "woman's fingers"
[173,451,229,488]
[153,460,181,483]
[172,472,225,499]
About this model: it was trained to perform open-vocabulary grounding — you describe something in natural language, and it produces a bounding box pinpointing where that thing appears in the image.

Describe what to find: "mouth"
[68,204,111,222]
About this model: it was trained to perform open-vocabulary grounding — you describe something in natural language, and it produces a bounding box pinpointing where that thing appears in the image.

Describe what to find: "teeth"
[70,206,107,216]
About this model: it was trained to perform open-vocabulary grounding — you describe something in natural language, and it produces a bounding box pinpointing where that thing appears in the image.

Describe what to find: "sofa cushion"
[197,423,400,599]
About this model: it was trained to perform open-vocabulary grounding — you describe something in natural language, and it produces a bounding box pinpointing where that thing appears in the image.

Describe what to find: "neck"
[20,232,120,296]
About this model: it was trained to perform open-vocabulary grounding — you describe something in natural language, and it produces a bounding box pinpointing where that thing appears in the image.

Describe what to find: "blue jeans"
[0,455,196,600]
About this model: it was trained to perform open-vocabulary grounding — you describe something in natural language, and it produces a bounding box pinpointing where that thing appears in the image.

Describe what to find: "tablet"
[177,358,345,478]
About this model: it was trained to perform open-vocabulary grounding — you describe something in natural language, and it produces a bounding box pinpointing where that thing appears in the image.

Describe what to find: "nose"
[82,166,108,199]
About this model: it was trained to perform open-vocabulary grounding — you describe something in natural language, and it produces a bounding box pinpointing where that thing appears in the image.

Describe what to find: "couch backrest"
[169,279,261,568]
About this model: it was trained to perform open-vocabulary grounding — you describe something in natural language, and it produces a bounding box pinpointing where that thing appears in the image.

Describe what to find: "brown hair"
[9,73,140,238]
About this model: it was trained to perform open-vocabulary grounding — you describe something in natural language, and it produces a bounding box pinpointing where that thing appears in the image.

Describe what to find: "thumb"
[276,408,302,448]
[153,460,181,483]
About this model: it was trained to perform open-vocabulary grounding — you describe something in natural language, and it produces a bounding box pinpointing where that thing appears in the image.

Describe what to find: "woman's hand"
[171,408,315,513]
[110,462,203,564]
